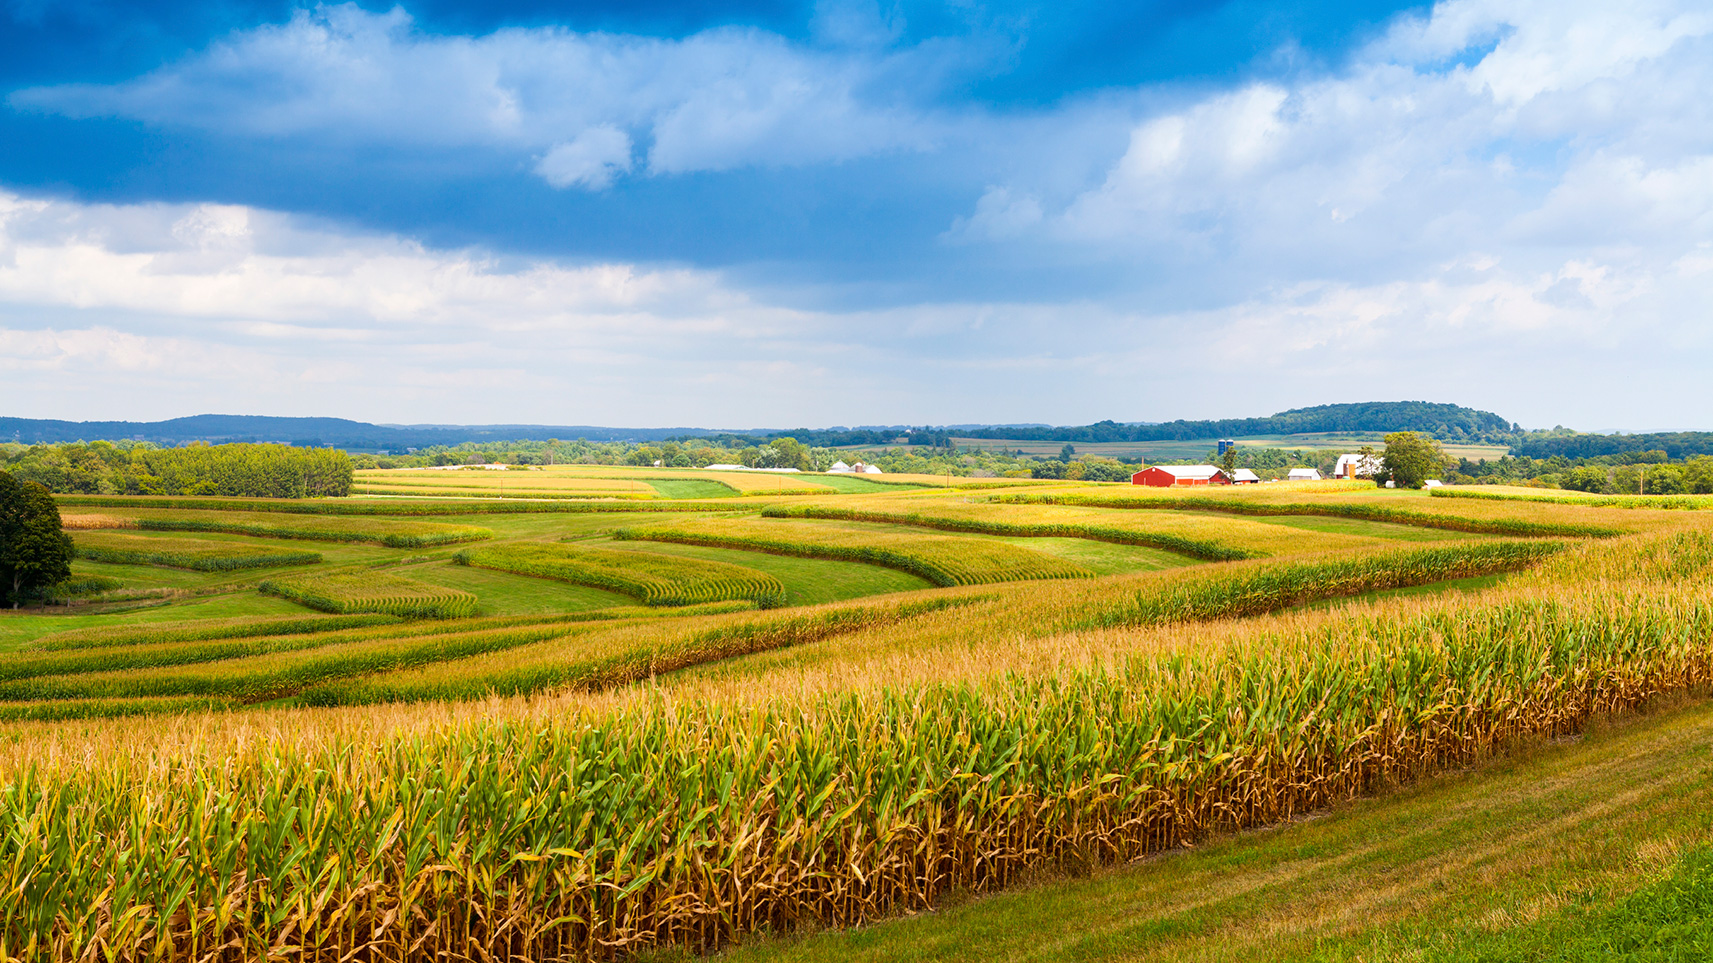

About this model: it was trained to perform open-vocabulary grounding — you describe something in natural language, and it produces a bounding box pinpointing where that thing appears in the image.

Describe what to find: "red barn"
[1132,465,1232,487]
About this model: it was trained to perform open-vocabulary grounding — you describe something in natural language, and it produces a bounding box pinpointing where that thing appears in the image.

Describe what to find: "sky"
[1,0,1710,431]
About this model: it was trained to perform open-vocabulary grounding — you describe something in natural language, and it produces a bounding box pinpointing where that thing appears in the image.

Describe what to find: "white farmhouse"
[1287,467,1324,481]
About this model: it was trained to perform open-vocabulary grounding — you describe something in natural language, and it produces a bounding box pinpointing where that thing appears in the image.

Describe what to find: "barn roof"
[1144,465,1226,480]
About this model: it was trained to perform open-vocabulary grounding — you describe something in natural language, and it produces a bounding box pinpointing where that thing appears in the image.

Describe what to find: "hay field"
[0,478,1710,960]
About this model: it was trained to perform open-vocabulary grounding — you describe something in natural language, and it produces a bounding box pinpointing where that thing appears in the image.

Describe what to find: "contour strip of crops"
[613,520,1093,587]
[758,503,1256,560]
[453,543,787,608]
[2,564,1710,961]
[993,492,1625,538]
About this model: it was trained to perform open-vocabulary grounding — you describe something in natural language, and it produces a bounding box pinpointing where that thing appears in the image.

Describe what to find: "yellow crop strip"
[1,483,1710,960]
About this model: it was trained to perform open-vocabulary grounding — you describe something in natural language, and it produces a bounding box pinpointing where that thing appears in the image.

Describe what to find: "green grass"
[394,560,633,616]
[644,478,741,499]
[259,569,479,619]
[809,475,933,494]
[586,539,935,605]
[1239,514,1476,542]
[0,592,313,652]
[695,697,1713,963]
[982,536,1201,575]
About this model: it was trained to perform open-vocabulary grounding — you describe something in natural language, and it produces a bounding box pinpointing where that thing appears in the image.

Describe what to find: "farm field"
[1,469,1711,959]
[943,434,1511,463]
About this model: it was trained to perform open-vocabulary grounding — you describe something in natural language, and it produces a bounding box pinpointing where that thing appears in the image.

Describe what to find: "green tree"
[0,471,75,609]
[1058,444,1076,463]
[1381,432,1451,490]
[1220,446,1237,479]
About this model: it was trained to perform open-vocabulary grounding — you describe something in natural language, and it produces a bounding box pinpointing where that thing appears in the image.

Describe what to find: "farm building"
[826,460,882,474]
[1231,468,1260,484]
[1132,465,1231,487]
[1287,467,1324,481]
[1333,453,1383,479]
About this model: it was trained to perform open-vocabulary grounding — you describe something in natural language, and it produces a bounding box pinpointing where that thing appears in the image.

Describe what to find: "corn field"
[259,571,480,619]
[454,543,787,608]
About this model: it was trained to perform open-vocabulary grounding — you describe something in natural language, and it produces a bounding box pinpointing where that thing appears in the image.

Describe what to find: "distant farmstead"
[827,460,883,474]
[1132,465,1232,487]
[1230,468,1260,484]
[1333,453,1383,479]
[1288,467,1324,481]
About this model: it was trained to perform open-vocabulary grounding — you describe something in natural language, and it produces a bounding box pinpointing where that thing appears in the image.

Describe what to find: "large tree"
[0,471,74,609]
[1381,432,1452,490]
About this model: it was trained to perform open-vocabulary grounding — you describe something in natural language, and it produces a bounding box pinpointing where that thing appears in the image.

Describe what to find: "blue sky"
[2,0,1711,430]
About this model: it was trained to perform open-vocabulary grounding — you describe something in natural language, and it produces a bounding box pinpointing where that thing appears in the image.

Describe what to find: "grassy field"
[0,470,1709,960]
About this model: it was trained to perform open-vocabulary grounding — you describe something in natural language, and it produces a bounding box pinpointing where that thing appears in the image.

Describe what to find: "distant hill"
[950,402,1517,444]
[0,403,1518,452]
[0,415,719,449]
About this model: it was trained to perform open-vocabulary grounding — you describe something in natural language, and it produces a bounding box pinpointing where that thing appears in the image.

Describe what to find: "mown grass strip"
[1431,487,1713,511]
[995,492,1624,538]
[455,543,786,608]
[760,504,1254,561]
[259,570,479,619]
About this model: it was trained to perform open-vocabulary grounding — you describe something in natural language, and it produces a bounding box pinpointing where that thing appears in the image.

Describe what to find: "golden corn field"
[5,471,1713,960]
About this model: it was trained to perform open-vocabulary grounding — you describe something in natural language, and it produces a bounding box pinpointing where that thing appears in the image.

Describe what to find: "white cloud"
[9,4,946,190]
[535,126,633,190]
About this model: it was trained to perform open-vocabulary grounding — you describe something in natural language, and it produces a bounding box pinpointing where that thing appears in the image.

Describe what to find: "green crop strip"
[614,523,1093,586]
[993,492,1624,538]
[1431,487,1713,511]
[5,583,1712,958]
[455,543,786,608]
[55,495,736,516]
[259,571,479,619]
[74,544,324,572]
[760,504,1255,561]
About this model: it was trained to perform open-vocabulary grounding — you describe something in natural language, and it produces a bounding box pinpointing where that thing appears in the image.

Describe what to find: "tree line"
[1,442,353,498]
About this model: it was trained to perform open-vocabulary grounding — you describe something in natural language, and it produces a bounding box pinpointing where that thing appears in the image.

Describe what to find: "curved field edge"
[5,574,1713,959]
[1432,487,1713,511]
[704,695,1713,963]
[52,495,738,516]
[994,492,1624,538]
[73,544,324,572]
[453,543,787,608]
[612,526,1093,587]
[759,504,1255,561]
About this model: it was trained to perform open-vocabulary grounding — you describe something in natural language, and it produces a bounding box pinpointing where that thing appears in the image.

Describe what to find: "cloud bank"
[2,0,1713,429]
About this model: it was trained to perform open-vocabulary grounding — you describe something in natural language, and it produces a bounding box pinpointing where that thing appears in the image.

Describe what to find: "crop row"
[299,595,975,706]
[74,535,324,572]
[31,613,404,651]
[994,492,1625,538]
[5,564,1710,960]
[0,621,593,704]
[454,543,786,608]
[129,516,492,548]
[1075,540,1564,630]
[54,495,735,517]
[615,518,1093,586]
[259,570,479,619]
[760,503,1256,560]
[350,486,657,501]
[1430,488,1713,511]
